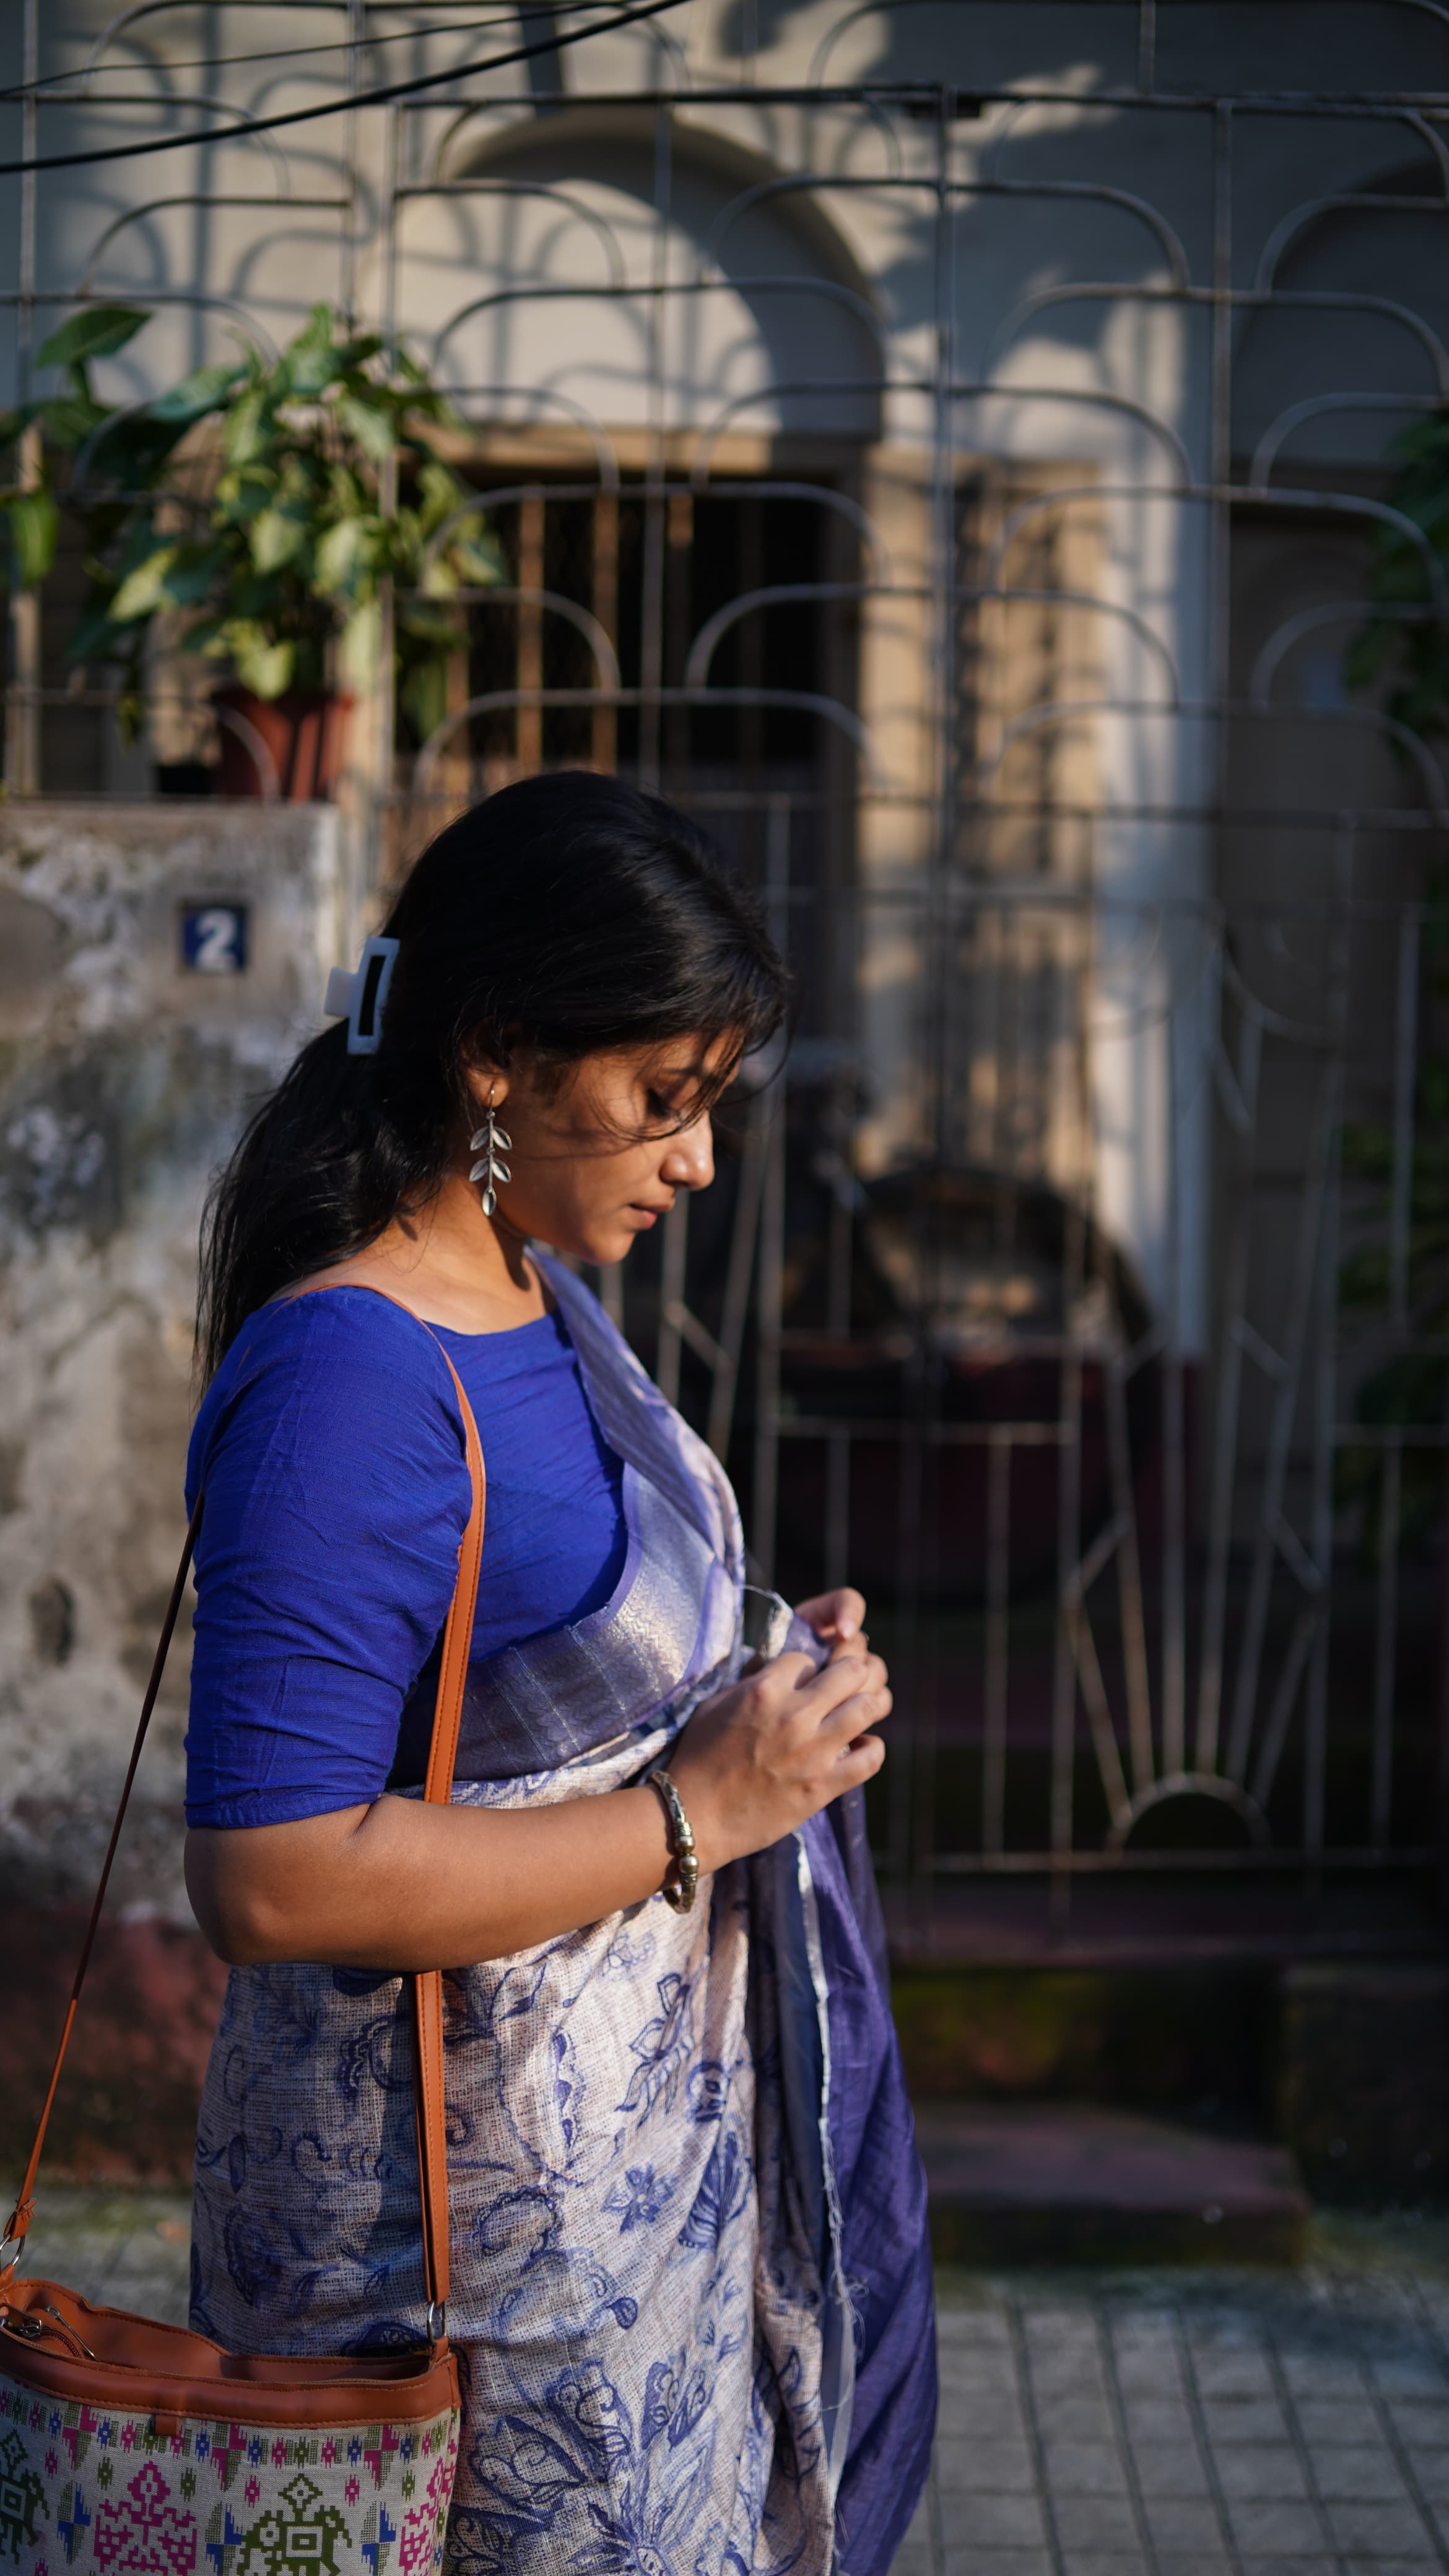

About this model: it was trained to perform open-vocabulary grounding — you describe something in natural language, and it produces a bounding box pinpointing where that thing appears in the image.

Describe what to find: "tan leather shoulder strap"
[2,1279,486,2338]
[1,1502,202,2272]
[274,1281,485,2324]
[417,1365,485,2313]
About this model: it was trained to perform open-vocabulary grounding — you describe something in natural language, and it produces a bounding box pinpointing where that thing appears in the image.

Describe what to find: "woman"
[183,773,934,2576]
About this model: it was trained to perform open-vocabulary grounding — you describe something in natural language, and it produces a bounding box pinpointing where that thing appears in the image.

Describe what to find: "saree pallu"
[190,1264,936,2576]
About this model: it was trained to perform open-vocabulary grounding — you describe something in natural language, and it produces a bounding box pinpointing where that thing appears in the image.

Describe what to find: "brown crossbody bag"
[0,1286,483,2576]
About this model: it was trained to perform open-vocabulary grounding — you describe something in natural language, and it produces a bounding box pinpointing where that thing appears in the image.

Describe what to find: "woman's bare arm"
[185,1642,890,1969]
[186,1783,679,1970]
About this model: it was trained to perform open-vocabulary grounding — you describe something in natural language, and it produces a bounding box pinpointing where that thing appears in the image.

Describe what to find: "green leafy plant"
[2,300,503,746]
[0,303,150,593]
[1344,410,1449,741]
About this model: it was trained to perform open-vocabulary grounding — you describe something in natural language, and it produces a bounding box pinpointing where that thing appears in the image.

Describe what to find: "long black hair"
[197,772,789,1378]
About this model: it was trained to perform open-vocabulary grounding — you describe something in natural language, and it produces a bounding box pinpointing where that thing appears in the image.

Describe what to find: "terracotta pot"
[214,684,354,799]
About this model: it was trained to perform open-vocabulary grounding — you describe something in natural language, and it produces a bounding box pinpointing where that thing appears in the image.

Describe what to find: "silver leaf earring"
[469,1087,512,1218]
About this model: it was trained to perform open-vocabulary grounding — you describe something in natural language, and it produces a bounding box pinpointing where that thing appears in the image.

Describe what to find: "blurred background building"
[1,1,1445,2229]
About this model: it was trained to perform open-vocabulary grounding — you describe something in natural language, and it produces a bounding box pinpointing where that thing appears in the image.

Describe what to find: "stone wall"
[0,801,354,2175]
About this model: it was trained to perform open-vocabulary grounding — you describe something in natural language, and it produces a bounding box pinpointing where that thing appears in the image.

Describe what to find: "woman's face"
[469,1031,736,1268]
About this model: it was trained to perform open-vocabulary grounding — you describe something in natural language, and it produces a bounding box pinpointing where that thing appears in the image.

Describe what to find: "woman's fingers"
[793,1585,867,1643]
[794,1650,888,1720]
[833,1727,887,1790]
[671,1628,892,1866]
[751,1647,874,1722]
[817,1682,892,1747]
[773,1648,825,1689]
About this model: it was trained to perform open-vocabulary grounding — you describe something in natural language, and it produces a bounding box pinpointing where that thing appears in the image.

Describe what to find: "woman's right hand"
[189,1638,889,1974]
[666,1645,892,1873]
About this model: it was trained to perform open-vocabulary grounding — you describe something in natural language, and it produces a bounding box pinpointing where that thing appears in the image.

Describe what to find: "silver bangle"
[646,1767,699,1913]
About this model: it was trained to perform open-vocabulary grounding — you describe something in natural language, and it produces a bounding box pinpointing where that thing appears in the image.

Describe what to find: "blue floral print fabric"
[188,1263,935,2575]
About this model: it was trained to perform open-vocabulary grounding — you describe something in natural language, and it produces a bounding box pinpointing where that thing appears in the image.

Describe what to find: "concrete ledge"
[916,2100,1310,2266]
[0,1902,225,2183]
[891,1961,1272,2115]
[1279,1960,1449,2199]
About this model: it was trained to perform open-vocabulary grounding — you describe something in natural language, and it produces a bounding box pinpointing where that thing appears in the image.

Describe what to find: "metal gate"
[7,1,1449,1947]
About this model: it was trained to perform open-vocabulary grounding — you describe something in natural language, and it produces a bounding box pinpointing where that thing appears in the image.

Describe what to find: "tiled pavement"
[12,2190,1449,2573]
[902,2227,1449,2576]
[10,2187,195,2326]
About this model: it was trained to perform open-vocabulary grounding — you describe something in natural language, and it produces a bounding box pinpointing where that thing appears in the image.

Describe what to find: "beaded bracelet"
[645,1768,699,1913]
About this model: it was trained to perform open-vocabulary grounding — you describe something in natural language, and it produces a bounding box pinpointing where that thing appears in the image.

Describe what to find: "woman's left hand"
[794,1586,869,1661]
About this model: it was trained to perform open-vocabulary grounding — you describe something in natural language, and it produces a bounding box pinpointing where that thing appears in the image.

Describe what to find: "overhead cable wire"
[0,10,585,103]
[0,0,692,176]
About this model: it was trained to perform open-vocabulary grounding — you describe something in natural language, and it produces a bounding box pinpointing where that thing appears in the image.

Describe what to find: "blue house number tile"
[180,903,248,973]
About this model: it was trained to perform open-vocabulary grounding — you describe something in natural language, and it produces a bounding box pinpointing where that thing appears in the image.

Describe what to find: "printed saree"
[189,1261,936,2575]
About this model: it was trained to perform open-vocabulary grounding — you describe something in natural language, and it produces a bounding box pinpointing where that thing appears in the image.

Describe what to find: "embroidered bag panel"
[0,2377,459,2576]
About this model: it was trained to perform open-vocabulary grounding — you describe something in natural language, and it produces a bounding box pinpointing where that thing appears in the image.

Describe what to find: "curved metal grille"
[6,0,1448,1946]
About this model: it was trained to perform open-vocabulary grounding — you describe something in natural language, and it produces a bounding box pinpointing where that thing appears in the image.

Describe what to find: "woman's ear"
[464,1061,511,1110]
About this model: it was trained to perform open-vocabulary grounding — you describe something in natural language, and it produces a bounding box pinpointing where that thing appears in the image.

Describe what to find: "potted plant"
[3,302,503,796]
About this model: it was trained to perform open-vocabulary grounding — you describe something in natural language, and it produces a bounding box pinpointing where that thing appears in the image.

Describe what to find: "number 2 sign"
[180,904,249,974]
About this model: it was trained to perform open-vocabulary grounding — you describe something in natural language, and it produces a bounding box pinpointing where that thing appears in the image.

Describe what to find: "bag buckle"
[0,2305,95,2359]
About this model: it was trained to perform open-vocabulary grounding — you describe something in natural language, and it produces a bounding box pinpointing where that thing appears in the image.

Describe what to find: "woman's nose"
[660,1113,715,1193]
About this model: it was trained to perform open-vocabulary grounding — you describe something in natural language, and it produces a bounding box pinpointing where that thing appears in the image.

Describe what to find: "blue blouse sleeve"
[183,1290,473,1830]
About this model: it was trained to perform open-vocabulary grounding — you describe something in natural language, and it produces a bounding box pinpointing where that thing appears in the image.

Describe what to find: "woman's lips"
[628,1203,672,1228]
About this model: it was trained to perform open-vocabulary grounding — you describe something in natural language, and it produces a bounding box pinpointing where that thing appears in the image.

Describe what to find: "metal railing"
[6,1,1449,1936]
[560,841,1445,1923]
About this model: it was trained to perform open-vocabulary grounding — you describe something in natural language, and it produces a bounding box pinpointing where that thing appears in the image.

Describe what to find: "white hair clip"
[324,935,399,1055]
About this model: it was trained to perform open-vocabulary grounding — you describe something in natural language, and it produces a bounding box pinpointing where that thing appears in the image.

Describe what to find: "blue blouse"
[183,1286,627,1829]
